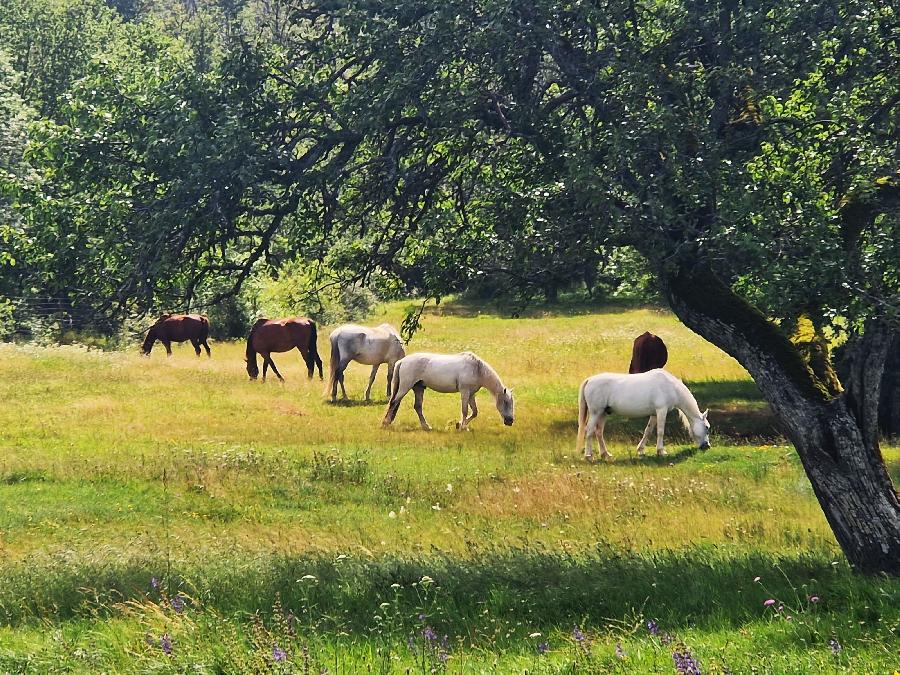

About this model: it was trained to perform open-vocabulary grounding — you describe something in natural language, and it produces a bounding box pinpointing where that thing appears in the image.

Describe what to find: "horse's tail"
[325,331,341,396]
[245,320,263,379]
[576,378,589,453]
[388,358,403,404]
[306,320,323,379]
[198,315,210,341]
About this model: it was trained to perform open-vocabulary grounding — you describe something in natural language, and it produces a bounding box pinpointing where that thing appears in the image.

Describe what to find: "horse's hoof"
[602,453,613,461]
[584,455,595,464]
[657,449,668,457]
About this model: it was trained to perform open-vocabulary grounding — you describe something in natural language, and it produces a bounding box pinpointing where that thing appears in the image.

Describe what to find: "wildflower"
[406,635,416,651]
[646,619,659,636]
[529,632,542,639]
[272,643,287,662]
[661,633,674,646]
[422,626,437,643]
[615,642,626,659]
[150,577,160,590]
[438,650,449,664]
[763,599,776,607]
[388,511,396,518]
[418,613,427,622]
[420,575,434,586]
[809,595,820,603]
[170,595,185,613]
[672,647,701,674]
[829,638,842,655]
[537,642,549,655]
[160,633,173,656]
[753,576,761,583]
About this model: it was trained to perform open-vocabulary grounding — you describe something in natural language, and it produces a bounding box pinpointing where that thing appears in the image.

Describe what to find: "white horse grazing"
[382,352,515,430]
[576,369,710,461]
[327,323,406,402]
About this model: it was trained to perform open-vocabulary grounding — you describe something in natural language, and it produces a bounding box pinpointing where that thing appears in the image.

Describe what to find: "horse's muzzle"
[504,418,514,426]
[700,441,710,450]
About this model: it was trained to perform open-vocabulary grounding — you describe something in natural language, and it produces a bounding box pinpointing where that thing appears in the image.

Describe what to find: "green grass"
[0,301,897,672]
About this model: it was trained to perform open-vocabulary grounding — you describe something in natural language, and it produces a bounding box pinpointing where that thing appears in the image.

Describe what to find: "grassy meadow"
[0,301,897,673]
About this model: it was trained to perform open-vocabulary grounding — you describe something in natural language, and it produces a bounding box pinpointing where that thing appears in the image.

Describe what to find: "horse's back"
[583,369,680,417]
[251,316,314,352]
[629,332,668,374]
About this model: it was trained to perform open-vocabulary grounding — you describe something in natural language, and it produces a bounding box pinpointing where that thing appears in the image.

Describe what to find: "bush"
[256,259,377,325]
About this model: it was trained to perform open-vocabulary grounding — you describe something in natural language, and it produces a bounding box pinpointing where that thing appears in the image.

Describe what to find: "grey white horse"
[382,351,515,430]
[326,323,406,402]
[576,369,710,461]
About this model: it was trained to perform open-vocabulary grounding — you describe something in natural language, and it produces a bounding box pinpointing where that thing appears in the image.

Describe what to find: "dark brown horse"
[142,314,211,357]
[246,317,323,382]
[628,331,668,374]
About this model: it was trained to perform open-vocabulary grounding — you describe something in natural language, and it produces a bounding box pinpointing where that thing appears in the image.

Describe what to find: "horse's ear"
[702,409,709,419]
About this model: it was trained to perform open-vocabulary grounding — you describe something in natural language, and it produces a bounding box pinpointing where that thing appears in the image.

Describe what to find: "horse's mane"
[677,409,692,434]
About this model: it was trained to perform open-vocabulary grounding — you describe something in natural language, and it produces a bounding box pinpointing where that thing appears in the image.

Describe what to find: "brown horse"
[246,317,323,382]
[628,332,668,373]
[142,314,211,357]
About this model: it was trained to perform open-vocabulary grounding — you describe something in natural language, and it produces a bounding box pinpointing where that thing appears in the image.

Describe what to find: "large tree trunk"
[661,265,900,575]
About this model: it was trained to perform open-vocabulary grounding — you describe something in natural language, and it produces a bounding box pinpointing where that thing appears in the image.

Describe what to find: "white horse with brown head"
[576,369,710,461]
[382,352,515,430]
[327,323,406,402]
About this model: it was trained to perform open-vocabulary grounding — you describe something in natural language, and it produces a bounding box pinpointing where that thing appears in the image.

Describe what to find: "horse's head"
[245,357,259,380]
[691,409,711,450]
[140,327,156,355]
[496,387,515,426]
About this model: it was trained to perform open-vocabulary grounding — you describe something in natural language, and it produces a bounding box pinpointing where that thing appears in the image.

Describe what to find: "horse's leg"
[467,396,478,423]
[297,347,313,379]
[655,408,668,456]
[261,353,270,382]
[584,412,599,461]
[381,381,412,427]
[191,338,201,356]
[202,339,211,357]
[385,364,395,398]
[637,416,657,456]
[268,356,285,382]
[456,390,471,430]
[163,340,172,357]
[364,364,380,401]
[412,384,431,431]
[596,414,612,460]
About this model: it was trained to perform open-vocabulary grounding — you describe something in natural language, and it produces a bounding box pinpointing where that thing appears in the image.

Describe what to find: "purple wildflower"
[422,626,437,642]
[572,626,586,643]
[160,633,173,655]
[537,642,549,655]
[170,595,185,613]
[438,650,449,664]
[418,613,427,622]
[672,648,701,675]
[272,643,287,662]
[406,635,416,651]
[763,599,776,607]
[615,642,626,659]
[829,638,842,655]
[647,619,659,636]
[150,577,159,590]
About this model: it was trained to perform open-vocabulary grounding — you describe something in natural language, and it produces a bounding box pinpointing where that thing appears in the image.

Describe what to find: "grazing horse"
[327,323,406,402]
[628,332,668,374]
[245,317,323,382]
[382,352,515,431]
[576,369,709,461]
[141,314,211,357]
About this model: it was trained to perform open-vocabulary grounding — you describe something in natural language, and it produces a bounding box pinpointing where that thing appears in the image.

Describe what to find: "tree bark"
[659,264,900,575]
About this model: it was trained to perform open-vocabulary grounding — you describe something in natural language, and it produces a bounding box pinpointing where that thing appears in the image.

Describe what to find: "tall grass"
[0,302,897,672]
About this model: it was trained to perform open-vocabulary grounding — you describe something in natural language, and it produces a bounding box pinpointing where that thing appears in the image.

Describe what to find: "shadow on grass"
[328,399,386,408]
[2,547,893,638]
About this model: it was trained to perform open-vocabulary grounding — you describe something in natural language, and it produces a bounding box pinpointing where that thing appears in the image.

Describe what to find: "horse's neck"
[478,360,504,397]
[674,382,701,419]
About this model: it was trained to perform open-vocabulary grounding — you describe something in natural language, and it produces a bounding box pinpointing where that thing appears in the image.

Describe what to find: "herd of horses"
[142,315,711,458]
